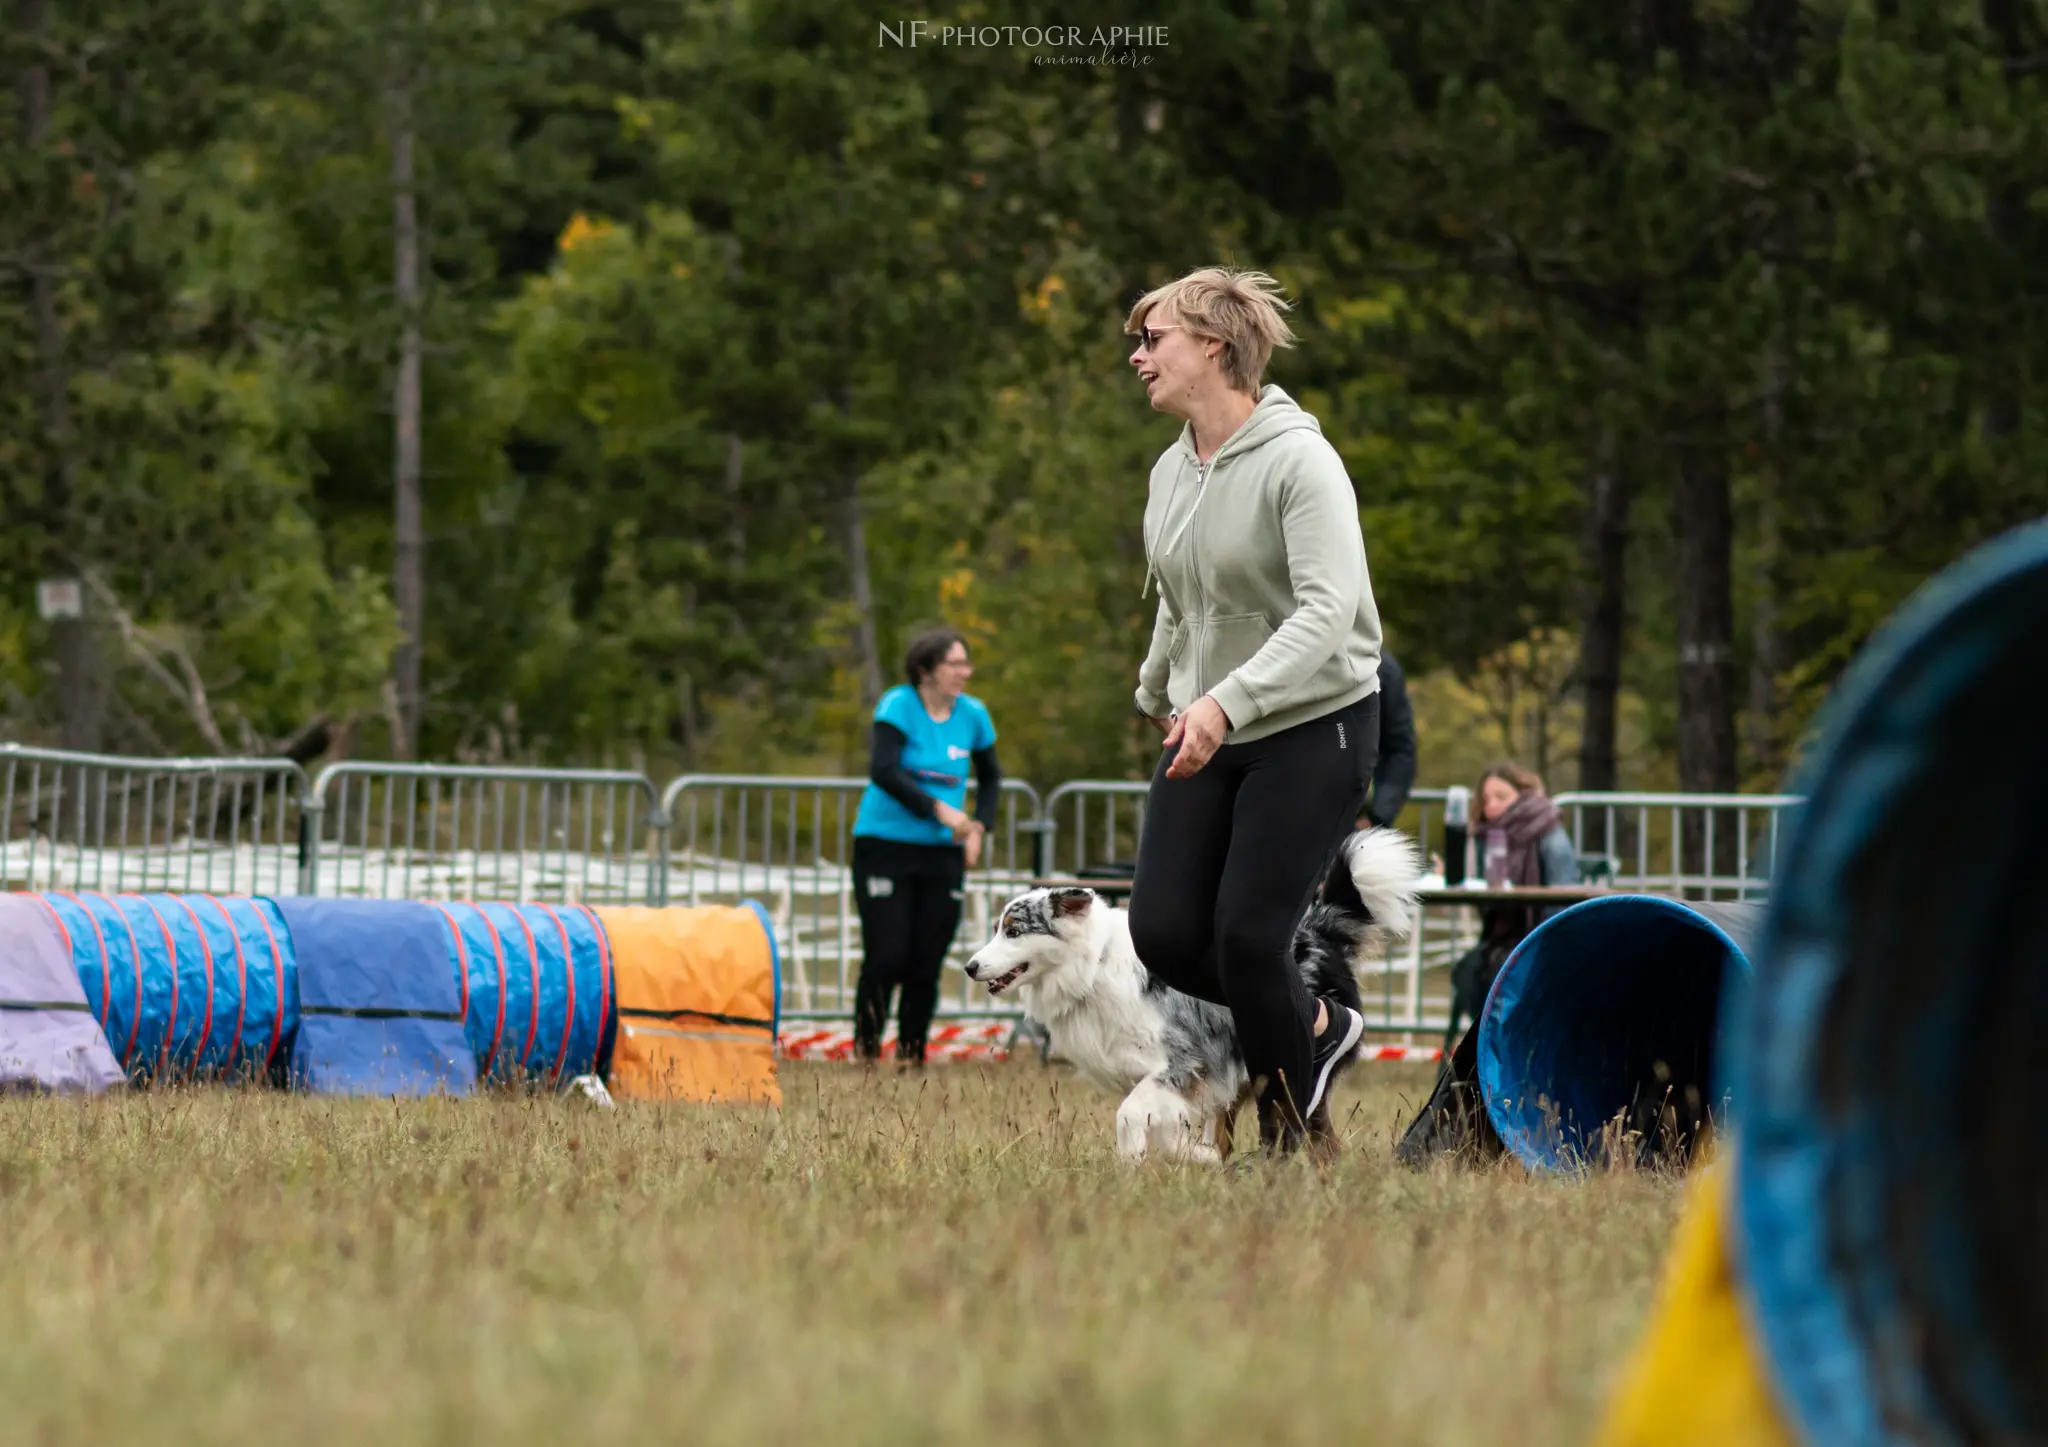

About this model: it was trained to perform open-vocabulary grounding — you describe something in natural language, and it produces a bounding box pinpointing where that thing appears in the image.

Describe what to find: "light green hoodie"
[1134,384,1382,744]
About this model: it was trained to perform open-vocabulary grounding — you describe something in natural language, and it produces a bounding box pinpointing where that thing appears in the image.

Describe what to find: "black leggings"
[851,836,966,1062]
[1126,693,1378,1144]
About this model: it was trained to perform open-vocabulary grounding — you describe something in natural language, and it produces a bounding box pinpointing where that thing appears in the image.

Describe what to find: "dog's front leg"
[1115,1089,1156,1162]
[1164,1110,1224,1165]
[1117,1078,1220,1165]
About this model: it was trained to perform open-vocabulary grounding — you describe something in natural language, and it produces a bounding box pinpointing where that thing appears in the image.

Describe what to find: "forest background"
[7,0,2044,798]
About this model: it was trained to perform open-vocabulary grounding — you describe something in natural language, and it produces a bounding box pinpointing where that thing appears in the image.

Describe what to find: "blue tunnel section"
[431,901,614,1086]
[39,891,297,1082]
[278,897,477,1097]
[1727,518,2048,1447]
[1475,894,1759,1172]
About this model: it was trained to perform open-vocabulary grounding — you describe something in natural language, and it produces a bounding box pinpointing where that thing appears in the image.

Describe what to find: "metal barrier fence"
[1036,780,1799,899]
[302,761,664,904]
[2,742,307,896]
[1553,791,1799,901]
[2,739,1807,1040]
[658,774,1042,1020]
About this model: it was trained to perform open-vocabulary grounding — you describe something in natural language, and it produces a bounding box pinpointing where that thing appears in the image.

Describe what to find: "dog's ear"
[1050,888,1094,918]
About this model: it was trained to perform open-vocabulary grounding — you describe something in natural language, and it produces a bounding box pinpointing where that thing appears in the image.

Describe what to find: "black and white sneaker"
[1304,998,1366,1118]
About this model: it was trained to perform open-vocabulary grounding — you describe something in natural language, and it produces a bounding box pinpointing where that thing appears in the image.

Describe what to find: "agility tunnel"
[1474,895,1764,1171]
[1596,518,2048,1446]
[1,893,123,1093]
[4,889,779,1104]
[593,903,780,1106]
[35,891,297,1083]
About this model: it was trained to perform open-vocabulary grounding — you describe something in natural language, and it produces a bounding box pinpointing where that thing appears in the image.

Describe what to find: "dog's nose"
[963,959,982,980]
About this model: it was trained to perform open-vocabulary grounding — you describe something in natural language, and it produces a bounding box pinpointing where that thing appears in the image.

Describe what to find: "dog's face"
[964,888,1096,997]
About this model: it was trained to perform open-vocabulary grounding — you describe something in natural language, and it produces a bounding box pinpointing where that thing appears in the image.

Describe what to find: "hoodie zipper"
[1140,453,1213,601]
[1182,456,1211,693]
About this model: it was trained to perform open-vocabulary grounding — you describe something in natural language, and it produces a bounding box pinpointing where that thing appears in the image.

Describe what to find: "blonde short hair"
[1125,267,1298,394]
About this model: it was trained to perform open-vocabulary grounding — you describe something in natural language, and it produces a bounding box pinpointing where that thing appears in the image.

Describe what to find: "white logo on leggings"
[867,877,895,898]
[1337,721,1348,749]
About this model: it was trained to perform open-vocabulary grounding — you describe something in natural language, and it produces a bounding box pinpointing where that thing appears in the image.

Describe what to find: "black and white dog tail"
[1320,827,1423,942]
[1296,827,1424,1015]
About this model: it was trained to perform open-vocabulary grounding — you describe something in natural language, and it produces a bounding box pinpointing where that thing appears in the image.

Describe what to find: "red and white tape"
[777,1020,1014,1062]
[777,1024,1441,1066]
[1354,1044,1443,1064]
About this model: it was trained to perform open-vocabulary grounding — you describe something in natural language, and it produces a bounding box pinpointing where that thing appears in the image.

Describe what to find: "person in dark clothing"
[1360,648,1417,829]
[850,629,1002,1065]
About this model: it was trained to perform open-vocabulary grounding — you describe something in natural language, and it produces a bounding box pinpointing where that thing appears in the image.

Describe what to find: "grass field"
[0,1061,1683,1447]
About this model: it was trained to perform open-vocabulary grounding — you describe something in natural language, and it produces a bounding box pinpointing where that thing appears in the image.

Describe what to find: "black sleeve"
[869,722,938,819]
[971,744,1003,829]
[1367,652,1419,827]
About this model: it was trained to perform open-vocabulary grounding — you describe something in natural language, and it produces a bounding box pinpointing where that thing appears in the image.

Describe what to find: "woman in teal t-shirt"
[850,629,1003,1064]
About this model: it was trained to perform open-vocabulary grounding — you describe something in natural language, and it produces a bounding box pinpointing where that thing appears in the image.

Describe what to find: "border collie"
[965,829,1422,1163]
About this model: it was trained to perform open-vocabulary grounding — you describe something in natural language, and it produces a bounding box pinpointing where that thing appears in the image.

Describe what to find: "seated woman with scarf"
[1445,760,1580,1047]
[1401,761,1583,1165]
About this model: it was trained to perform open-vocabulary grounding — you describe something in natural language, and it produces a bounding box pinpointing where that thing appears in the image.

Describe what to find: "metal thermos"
[1443,785,1470,885]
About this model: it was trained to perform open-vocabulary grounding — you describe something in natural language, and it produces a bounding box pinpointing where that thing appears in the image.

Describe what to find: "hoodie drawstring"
[1141,455,1211,599]
[1137,386,1314,600]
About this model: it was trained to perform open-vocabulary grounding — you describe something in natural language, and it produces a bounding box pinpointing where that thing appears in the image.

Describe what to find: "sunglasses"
[1132,325,1180,352]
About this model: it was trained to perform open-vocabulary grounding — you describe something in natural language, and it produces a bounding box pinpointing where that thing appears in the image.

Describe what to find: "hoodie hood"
[1175,385,1325,467]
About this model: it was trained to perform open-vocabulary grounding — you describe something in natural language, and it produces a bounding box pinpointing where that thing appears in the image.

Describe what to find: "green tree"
[1,1,399,755]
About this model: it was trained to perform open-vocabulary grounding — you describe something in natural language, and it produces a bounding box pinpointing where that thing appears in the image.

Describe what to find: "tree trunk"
[18,0,101,752]
[841,466,885,708]
[1675,417,1737,794]
[1674,408,1739,888]
[1747,488,1781,780]
[1747,350,1785,784]
[724,431,751,651]
[725,433,746,576]
[1576,432,1629,813]
[676,583,699,766]
[1982,0,2027,457]
[389,61,424,760]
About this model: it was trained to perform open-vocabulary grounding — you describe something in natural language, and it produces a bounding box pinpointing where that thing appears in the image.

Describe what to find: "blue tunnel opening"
[1731,519,2048,1447]
[1475,894,1755,1172]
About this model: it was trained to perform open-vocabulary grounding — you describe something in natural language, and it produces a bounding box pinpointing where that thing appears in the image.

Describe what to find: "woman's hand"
[1163,696,1231,778]
[934,800,984,865]
[934,801,975,841]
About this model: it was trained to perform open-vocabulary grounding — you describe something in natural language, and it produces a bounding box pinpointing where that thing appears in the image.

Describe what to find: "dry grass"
[0,1061,1682,1447]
